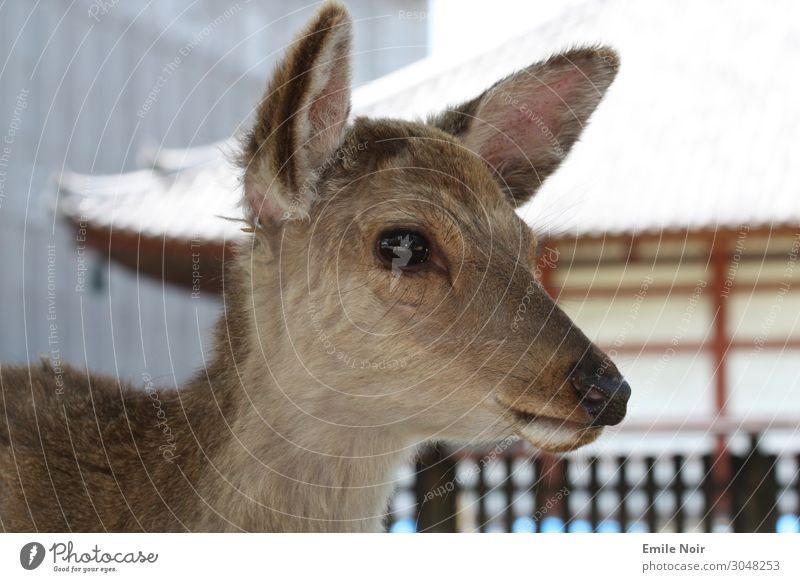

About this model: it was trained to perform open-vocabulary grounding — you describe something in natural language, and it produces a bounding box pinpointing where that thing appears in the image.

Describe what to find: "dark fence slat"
[589,457,600,531]
[414,444,458,533]
[644,456,657,533]
[532,456,543,531]
[673,454,686,532]
[504,456,516,532]
[796,453,800,513]
[616,456,629,532]
[701,453,714,533]
[732,436,778,533]
[476,457,488,533]
[561,458,573,530]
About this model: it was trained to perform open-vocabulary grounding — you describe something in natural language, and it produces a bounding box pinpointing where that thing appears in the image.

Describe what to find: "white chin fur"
[516,418,598,451]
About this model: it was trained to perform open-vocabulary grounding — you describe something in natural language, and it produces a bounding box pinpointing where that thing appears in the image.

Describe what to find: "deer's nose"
[571,373,631,426]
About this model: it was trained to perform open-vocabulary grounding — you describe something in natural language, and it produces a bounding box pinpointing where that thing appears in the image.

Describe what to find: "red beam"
[597,338,800,355]
[553,278,797,300]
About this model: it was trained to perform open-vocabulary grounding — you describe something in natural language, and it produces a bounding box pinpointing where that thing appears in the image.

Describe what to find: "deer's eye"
[377,230,431,269]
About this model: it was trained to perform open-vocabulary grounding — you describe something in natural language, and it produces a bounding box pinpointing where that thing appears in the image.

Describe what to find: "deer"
[0,1,630,532]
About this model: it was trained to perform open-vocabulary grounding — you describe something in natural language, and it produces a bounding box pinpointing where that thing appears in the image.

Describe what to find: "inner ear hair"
[429,47,619,205]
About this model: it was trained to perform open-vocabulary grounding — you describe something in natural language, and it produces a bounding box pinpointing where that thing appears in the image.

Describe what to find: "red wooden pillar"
[710,244,733,529]
[537,240,559,297]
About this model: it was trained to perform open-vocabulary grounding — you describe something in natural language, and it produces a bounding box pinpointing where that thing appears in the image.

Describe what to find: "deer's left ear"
[429,47,619,206]
[241,2,352,224]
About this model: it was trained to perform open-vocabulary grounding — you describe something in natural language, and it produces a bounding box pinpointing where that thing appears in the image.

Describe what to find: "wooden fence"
[387,435,800,533]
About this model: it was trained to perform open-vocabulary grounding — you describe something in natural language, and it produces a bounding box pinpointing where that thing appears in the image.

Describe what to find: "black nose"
[572,373,631,426]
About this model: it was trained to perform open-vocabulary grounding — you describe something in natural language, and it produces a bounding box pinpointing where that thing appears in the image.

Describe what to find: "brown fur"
[1,2,625,532]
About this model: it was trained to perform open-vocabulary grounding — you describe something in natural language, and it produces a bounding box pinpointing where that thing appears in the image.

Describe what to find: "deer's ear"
[429,47,619,206]
[241,2,352,224]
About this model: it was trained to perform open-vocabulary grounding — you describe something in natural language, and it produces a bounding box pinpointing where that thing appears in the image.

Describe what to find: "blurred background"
[1,0,799,532]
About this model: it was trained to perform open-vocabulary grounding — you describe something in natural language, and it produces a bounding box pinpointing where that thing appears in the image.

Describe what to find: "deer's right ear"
[240,2,352,224]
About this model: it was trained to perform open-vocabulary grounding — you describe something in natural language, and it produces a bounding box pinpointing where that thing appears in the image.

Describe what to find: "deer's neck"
[204,395,415,532]
[187,250,416,531]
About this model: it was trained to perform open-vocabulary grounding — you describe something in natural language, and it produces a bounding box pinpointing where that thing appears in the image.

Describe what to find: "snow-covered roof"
[59,0,800,243]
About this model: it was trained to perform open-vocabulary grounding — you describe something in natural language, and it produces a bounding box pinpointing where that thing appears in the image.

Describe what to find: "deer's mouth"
[499,402,601,453]
[508,409,590,432]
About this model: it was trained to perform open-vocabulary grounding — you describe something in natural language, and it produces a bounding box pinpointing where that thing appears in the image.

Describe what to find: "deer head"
[238,2,630,454]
